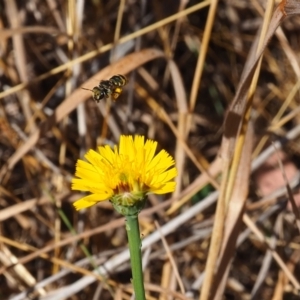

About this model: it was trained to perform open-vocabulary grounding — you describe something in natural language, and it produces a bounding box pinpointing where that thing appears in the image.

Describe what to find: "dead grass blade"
[189,0,219,112]
[0,26,61,38]
[221,2,287,162]
[154,221,185,295]
[167,60,188,196]
[4,0,35,132]
[211,123,253,300]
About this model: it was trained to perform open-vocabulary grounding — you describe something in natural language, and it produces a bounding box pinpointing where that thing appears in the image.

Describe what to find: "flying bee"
[82,74,127,102]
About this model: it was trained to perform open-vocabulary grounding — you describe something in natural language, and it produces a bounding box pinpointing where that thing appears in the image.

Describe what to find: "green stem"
[125,214,146,300]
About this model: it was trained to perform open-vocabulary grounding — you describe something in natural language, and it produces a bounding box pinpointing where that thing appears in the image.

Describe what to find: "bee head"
[81,86,104,102]
[92,87,104,102]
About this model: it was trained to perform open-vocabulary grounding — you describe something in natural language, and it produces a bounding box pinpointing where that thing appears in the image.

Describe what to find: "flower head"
[72,135,177,211]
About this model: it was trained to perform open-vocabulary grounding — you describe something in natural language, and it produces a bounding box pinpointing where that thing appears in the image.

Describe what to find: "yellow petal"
[98,145,115,164]
[152,182,176,194]
[144,139,157,163]
[150,168,177,185]
[73,193,110,210]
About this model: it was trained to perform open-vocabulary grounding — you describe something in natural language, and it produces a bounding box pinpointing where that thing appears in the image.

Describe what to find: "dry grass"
[1,0,300,299]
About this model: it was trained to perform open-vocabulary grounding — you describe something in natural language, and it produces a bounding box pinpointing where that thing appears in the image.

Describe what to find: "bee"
[82,74,127,102]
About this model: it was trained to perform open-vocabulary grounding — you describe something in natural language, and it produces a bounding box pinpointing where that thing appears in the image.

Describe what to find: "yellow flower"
[72,135,177,210]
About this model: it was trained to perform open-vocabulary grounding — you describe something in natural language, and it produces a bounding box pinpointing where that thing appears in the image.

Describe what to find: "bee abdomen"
[109,74,127,87]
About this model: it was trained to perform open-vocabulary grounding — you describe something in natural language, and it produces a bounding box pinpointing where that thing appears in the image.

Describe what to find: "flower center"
[119,172,128,182]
